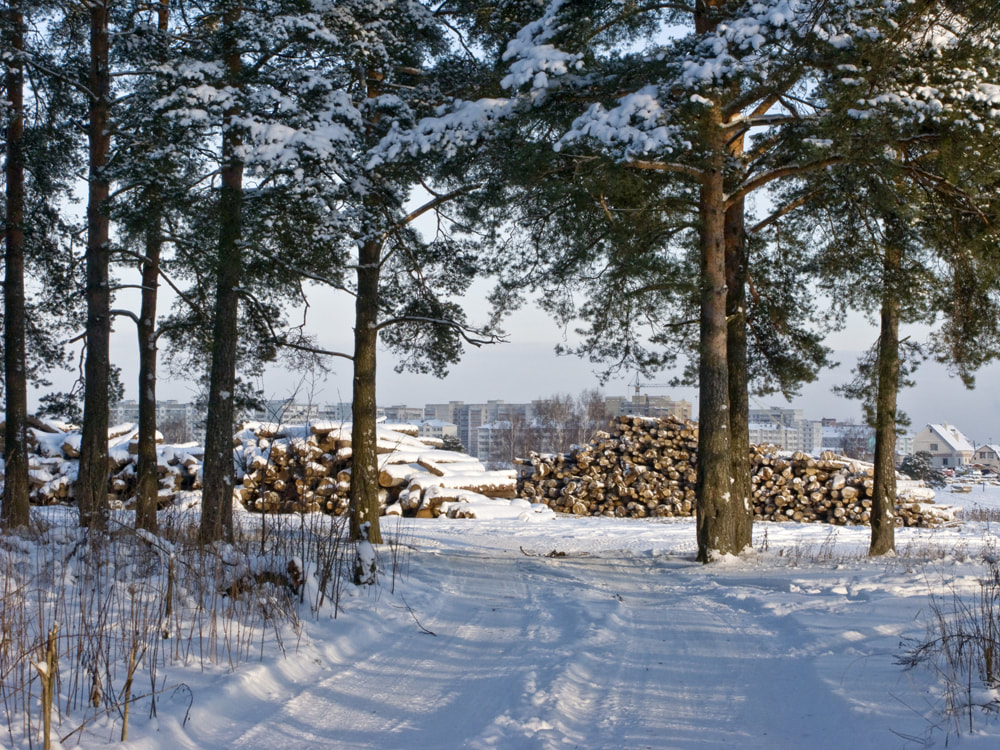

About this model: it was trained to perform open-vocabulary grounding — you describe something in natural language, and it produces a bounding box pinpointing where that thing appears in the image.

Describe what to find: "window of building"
[942,458,949,466]
[930,443,939,451]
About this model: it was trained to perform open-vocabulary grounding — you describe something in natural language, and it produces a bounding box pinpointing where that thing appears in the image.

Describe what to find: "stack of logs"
[517,415,946,528]
[234,422,518,517]
[2,418,203,506]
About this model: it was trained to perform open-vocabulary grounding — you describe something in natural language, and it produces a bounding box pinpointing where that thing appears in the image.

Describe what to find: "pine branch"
[727,157,843,208]
[749,191,819,235]
[110,309,140,325]
[627,160,704,180]
[373,315,507,348]
[114,247,206,315]
[18,56,98,101]
[236,290,353,362]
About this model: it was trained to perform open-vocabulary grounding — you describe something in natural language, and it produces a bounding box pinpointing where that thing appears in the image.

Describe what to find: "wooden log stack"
[234,422,519,518]
[0,419,203,507]
[516,415,949,528]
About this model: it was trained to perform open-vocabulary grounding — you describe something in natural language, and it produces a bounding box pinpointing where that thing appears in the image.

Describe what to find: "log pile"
[0,418,203,507]
[234,422,523,518]
[516,415,950,528]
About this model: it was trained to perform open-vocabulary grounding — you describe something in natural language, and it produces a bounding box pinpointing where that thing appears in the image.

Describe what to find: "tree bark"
[200,0,243,544]
[349,238,383,546]
[695,120,737,562]
[76,0,112,530]
[2,3,30,528]
[135,212,161,533]
[870,240,900,556]
[725,195,753,550]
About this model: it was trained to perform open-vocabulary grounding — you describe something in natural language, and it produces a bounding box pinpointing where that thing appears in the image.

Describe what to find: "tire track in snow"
[208,551,922,750]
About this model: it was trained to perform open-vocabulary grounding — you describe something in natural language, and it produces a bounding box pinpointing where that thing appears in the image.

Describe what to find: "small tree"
[900,452,946,489]
[440,434,466,454]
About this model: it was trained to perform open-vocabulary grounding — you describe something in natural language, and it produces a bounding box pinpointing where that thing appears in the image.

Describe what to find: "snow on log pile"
[0,417,203,506]
[516,415,953,528]
[234,422,536,519]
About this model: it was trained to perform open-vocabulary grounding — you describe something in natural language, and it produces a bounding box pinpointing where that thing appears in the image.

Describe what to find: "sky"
[27,194,1000,446]
[49,278,999,447]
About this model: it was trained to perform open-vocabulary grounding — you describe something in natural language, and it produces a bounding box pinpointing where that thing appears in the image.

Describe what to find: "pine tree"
[2,0,29,528]
[778,4,1000,555]
[3,0,82,525]
[108,0,201,534]
[380,0,1000,561]
[75,0,113,530]
[148,0,494,546]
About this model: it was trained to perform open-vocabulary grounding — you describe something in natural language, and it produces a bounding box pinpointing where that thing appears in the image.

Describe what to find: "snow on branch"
[557,86,690,157]
[369,0,589,167]
[499,0,584,91]
[367,97,520,167]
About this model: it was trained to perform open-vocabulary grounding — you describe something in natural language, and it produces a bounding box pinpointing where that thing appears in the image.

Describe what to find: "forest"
[3,0,1000,567]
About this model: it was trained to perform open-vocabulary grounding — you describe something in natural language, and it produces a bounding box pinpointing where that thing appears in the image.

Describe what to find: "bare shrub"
[0,503,360,747]
[899,550,1000,737]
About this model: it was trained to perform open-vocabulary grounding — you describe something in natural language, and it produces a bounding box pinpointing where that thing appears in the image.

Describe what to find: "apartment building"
[748,406,823,454]
[109,399,205,443]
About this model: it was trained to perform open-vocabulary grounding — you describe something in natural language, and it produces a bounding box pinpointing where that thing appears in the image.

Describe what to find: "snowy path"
[183,542,941,750]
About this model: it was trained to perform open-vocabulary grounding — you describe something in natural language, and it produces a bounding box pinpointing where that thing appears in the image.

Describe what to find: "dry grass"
[898,547,1000,739]
[0,506,362,747]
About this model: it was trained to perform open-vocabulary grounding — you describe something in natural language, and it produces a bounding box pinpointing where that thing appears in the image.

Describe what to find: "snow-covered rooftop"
[927,423,975,453]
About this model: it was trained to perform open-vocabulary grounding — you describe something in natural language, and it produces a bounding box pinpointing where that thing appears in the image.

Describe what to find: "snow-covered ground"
[7,485,1000,749]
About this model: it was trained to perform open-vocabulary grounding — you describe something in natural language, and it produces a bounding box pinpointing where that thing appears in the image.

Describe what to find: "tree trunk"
[76,1,112,530]
[135,212,161,533]
[725,196,753,549]
[695,122,737,563]
[349,238,383,546]
[2,3,30,528]
[200,1,243,544]
[869,241,900,556]
[133,2,171,534]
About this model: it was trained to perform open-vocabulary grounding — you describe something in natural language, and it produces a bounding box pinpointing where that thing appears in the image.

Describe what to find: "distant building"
[320,402,354,422]
[820,421,876,459]
[248,400,381,425]
[896,434,915,457]
[748,420,793,450]
[383,404,424,422]
[476,421,512,466]
[974,444,1000,472]
[109,400,204,444]
[912,423,975,469]
[606,394,693,421]
[417,419,458,441]
[423,401,533,459]
[748,406,823,454]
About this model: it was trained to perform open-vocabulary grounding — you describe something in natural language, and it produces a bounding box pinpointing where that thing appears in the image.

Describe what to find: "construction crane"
[632,373,672,400]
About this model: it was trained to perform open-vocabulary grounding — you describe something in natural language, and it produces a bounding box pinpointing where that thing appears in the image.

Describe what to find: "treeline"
[3,1,1000,568]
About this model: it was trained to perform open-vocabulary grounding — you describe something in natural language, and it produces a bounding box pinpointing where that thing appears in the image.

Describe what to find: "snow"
[4,482,1000,748]
[499,0,583,91]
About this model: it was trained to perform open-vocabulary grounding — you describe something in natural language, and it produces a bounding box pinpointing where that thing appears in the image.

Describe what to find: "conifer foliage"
[378,0,1000,560]
[2,0,999,567]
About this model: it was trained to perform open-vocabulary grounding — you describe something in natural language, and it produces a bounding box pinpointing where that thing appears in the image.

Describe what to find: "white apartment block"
[109,399,204,443]
[748,406,823,454]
